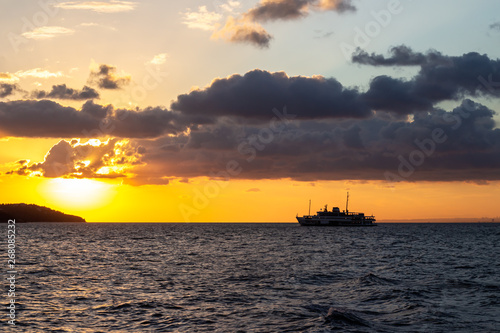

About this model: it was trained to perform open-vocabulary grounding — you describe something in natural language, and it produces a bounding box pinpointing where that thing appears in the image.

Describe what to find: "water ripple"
[3,222,499,332]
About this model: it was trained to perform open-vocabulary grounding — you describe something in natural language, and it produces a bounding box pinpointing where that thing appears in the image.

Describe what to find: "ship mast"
[308,199,311,216]
[346,192,349,213]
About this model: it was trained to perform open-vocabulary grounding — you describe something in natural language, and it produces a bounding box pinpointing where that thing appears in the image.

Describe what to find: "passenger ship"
[296,193,376,226]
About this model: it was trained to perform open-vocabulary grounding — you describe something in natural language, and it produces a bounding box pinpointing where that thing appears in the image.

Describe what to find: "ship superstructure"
[296,193,376,226]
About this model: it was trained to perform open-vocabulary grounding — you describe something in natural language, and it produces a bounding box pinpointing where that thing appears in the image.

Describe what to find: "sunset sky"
[1,0,500,222]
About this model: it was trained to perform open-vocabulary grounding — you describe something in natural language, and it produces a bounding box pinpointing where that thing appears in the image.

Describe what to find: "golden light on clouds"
[0,69,64,84]
[54,1,138,13]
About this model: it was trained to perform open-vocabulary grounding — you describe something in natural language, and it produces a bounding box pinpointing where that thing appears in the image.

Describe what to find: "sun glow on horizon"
[40,178,115,210]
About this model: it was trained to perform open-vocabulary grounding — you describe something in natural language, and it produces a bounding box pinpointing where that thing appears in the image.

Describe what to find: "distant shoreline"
[0,204,86,223]
[380,218,498,223]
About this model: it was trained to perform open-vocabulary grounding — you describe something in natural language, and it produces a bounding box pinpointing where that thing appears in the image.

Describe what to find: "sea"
[3,222,500,332]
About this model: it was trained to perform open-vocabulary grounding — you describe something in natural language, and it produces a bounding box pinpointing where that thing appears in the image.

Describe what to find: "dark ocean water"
[3,223,500,332]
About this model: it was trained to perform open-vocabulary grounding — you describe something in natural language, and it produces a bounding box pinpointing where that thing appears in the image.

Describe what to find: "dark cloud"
[246,0,355,22]
[172,69,371,119]
[81,100,111,118]
[212,17,272,48]
[112,107,190,138]
[363,75,434,114]
[234,22,271,47]
[231,27,272,48]
[352,45,448,66]
[490,22,500,31]
[0,100,99,138]
[2,59,500,140]
[359,48,500,113]
[132,99,500,183]
[0,100,188,138]
[89,64,131,89]
[245,0,310,22]
[33,84,100,100]
[0,83,19,98]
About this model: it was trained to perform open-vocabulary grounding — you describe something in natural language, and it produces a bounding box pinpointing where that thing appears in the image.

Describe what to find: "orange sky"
[0,170,498,222]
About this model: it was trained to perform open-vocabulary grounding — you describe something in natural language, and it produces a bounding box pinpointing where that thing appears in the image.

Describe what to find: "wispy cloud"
[182,1,241,31]
[1,69,64,84]
[182,6,223,31]
[313,30,335,39]
[79,22,100,27]
[54,1,138,13]
[15,68,64,79]
[221,1,241,13]
[78,22,118,31]
[149,53,168,66]
[21,26,74,40]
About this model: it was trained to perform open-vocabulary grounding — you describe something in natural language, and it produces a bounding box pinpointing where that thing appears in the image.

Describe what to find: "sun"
[40,178,115,210]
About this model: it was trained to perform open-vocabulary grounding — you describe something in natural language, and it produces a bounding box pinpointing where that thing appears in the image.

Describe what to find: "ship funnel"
[346,191,349,213]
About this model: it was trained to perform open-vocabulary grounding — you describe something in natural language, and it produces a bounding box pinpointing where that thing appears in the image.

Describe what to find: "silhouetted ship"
[296,193,376,227]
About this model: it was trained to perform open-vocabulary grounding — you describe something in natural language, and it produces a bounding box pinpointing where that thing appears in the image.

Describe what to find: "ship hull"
[296,216,376,227]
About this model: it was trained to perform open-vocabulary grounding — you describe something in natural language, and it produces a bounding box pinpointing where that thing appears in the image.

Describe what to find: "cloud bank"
[171,69,371,119]
[356,47,500,113]
[0,100,187,138]
[119,99,498,184]
[4,48,500,184]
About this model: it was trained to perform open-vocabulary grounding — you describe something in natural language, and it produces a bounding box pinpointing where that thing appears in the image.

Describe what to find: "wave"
[357,273,399,286]
[324,307,370,327]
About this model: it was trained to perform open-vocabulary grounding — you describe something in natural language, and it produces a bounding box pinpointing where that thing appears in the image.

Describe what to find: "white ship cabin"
[317,205,357,217]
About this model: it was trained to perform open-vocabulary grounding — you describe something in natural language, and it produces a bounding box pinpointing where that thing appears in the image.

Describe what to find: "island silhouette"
[0,204,85,222]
